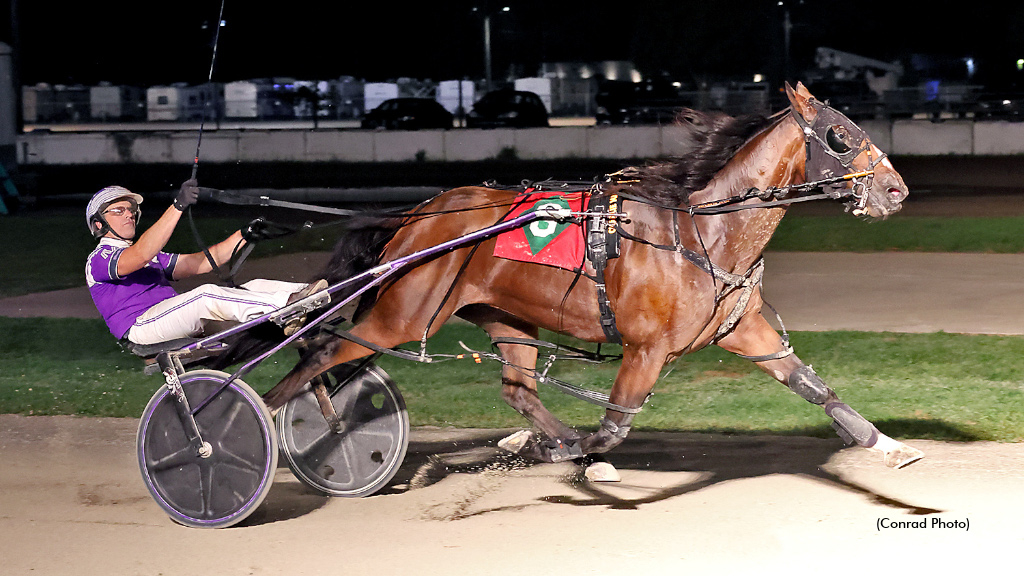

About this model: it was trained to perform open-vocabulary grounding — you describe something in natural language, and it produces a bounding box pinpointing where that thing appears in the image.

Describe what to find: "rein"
[609,169,874,216]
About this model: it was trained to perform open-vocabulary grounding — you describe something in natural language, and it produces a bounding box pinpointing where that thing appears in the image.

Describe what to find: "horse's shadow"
[389,420,978,516]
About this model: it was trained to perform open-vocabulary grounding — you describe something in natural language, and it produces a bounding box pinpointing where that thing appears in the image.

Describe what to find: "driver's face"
[100,199,138,239]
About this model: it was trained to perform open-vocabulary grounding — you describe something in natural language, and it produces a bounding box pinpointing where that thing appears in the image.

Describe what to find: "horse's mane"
[628,108,776,206]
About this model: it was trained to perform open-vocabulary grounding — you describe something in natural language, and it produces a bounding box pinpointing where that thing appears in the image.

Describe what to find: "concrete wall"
[15,120,1024,166]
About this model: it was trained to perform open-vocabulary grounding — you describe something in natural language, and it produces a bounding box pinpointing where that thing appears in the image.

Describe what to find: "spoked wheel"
[137,370,278,528]
[277,361,409,497]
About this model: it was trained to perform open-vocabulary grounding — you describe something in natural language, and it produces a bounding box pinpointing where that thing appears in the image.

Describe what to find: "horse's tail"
[209,215,401,370]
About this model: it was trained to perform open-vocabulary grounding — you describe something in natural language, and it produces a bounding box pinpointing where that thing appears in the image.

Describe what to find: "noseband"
[791,99,887,214]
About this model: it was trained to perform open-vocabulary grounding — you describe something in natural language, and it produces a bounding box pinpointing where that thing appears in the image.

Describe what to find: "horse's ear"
[785,81,817,123]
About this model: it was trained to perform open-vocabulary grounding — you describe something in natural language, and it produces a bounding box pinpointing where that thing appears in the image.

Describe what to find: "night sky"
[5,1,1024,90]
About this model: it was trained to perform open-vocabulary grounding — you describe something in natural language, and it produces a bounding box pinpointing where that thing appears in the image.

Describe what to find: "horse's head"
[786,82,908,219]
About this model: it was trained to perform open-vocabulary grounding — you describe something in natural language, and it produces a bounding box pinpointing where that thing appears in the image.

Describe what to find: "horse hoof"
[884,444,925,469]
[584,461,621,482]
[498,430,534,455]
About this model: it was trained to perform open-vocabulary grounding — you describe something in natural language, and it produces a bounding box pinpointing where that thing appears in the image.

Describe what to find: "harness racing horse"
[259,82,923,479]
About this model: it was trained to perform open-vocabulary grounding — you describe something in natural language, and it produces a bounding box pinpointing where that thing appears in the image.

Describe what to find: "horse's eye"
[826,126,852,154]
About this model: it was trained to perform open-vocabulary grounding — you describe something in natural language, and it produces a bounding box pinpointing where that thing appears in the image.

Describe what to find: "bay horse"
[257,82,923,478]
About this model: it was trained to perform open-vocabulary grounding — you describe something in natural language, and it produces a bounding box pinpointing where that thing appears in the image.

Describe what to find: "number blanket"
[493,191,586,271]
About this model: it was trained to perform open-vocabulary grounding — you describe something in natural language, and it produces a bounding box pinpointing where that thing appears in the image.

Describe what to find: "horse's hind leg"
[459,306,624,481]
[716,312,924,469]
[457,306,579,445]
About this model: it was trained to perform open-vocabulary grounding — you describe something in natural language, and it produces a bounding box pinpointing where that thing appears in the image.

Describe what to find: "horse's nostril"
[888,188,906,203]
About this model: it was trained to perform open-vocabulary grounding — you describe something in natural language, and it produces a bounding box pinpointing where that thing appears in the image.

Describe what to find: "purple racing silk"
[86,238,179,339]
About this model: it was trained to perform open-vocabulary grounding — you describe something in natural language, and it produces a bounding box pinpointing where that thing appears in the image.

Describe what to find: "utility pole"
[484,14,492,93]
[475,4,509,94]
[783,3,792,83]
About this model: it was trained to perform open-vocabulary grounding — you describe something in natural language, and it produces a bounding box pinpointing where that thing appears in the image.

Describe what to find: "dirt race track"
[3,195,1024,574]
[2,416,1022,575]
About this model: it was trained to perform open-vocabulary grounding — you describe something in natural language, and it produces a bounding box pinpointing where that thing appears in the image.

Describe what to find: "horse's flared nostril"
[889,188,907,204]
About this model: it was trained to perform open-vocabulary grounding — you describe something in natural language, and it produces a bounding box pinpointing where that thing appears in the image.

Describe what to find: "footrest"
[122,337,203,359]
[269,291,332,327]
[121,338,227,376]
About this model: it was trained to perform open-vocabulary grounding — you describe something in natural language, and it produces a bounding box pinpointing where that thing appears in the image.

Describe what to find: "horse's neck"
[688,119,806,272]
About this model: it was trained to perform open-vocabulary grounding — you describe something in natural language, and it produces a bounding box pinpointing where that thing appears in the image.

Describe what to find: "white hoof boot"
[884,444,925,469]
[498,430,534,454]
[872,435,925,469]
[584,460,621,482]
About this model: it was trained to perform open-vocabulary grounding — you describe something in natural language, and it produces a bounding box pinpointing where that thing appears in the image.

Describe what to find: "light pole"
[783,2,792,83]
[484,13,492,92]
[475,5,509,93]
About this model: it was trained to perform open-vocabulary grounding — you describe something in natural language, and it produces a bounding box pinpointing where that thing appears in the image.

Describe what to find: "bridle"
[790,98,888,216]
[623,101,888,217]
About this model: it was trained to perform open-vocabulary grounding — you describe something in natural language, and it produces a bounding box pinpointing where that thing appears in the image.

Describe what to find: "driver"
[85,179,328,346]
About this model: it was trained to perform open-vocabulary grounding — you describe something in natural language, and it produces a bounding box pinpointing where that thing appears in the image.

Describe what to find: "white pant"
[126,279,307,345]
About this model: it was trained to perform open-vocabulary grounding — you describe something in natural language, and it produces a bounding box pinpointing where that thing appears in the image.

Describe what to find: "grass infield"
[1,318,1021,442]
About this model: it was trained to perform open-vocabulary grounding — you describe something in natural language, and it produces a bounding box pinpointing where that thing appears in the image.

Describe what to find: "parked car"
[466,89,549,128]
[361,98,453,130]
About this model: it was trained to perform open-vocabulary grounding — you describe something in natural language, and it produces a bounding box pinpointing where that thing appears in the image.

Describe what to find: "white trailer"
[224,81,260,118]
[147,86,182,121]
[90,84,144,120]
[437,80,475,115]
[514,78,552,112]
[363,82,399,113]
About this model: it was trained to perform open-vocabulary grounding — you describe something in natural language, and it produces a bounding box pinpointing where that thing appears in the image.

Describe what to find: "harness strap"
[320,324,440,364]
[711,258,765,341]
[733,298,794,362]
[458,342,643,414]
[490,336,621,363]
[316,324,642,413]
[586,192,622,344]
[617,226,751,288]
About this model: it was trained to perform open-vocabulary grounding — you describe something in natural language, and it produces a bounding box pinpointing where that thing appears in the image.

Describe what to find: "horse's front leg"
[716,312,924,469]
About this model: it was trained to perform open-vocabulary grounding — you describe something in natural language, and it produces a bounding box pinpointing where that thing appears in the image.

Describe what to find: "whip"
[191,0,227,180]
[187,0,237,285]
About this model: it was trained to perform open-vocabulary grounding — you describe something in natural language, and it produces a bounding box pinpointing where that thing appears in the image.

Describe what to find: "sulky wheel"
[277,361,409,497]
[137,370,278,528]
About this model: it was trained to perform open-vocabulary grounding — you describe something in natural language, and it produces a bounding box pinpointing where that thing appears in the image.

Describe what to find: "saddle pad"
[493,191,586,271]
